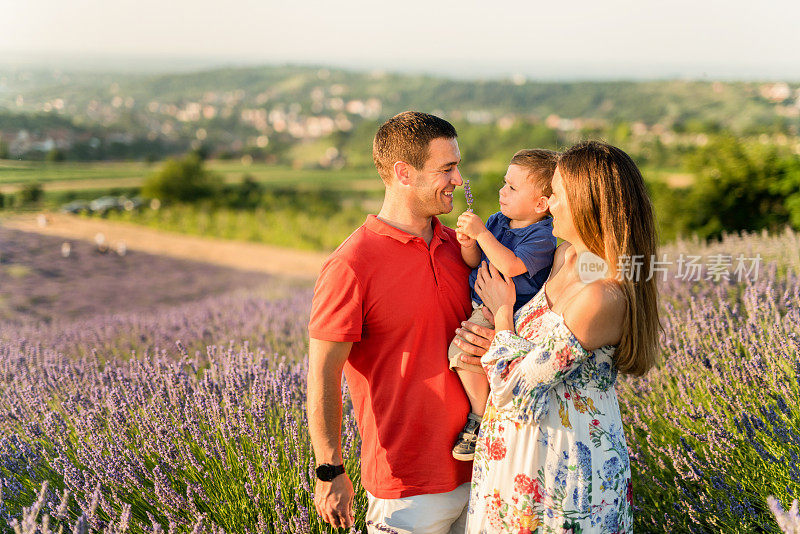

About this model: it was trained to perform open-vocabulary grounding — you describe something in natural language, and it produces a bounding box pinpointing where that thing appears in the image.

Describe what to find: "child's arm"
[458,233,482,268]
[475,232,527,277]
[458,212,527,278]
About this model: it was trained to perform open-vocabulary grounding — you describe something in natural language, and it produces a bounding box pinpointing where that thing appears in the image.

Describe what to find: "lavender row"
[1,283,313,363]
[2,227,799,532]
[619,231,800,532]
[1,339,364,533]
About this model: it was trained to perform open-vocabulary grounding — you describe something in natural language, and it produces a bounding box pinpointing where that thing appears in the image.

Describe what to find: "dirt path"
[1,212,328,280]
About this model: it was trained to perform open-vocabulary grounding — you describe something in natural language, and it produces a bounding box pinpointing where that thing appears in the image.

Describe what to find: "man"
[307,111,492,533]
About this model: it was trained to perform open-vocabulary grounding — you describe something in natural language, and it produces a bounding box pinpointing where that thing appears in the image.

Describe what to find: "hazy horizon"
[4,0,800,82]
[1,50,799,83]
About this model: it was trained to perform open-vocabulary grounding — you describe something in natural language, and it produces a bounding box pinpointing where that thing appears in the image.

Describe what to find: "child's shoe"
[452,413,482,461]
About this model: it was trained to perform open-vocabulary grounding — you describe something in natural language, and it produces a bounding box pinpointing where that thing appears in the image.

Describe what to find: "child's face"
[499,164,547,223]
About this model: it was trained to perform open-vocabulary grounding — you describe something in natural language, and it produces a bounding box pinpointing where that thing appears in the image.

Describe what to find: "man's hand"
[454,317,496,368]
[457,211,487,240]
[314,474,355,529]
[307,339,353,528]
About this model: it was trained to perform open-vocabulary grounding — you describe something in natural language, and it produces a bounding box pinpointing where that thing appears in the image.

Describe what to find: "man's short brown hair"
[373,111,457,183]
[510,149,559,197]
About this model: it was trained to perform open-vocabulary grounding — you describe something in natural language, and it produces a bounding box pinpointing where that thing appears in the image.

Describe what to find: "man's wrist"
[315,463,345,482]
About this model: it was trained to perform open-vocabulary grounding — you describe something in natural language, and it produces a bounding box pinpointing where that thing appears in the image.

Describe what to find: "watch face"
[316,464,335,481]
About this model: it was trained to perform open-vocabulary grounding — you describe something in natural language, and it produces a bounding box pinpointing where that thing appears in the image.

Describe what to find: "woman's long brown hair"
[558,141,661,376]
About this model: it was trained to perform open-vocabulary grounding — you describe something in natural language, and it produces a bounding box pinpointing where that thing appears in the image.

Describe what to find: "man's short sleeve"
[308,256,363,342]
[514,227,557,278]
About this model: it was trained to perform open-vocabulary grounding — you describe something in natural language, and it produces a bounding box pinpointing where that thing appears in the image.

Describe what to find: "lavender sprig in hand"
[464,178,474,212]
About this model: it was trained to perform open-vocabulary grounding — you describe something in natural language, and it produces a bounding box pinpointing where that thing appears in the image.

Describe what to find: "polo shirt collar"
[365,214,449,243]
[495,212,552,236]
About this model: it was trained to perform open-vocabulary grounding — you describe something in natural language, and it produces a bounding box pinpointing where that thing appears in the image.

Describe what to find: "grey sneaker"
[452,413,482,461]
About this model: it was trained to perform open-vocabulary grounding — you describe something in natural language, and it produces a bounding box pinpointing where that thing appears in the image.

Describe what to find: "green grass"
[0,159,381,191]
[99,203,370,252]
[0,160,151,184]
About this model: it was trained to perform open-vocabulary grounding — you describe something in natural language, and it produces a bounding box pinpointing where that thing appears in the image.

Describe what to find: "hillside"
[1,65,798,167]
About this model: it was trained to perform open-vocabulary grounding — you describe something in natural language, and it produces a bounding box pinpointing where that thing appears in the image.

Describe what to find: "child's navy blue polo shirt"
[469,212,557,311]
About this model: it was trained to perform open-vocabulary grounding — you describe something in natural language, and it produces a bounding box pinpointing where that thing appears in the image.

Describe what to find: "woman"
[462,141,661,533]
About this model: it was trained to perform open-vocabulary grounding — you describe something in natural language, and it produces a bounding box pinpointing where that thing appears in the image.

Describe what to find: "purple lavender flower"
[3,226,797,532]
[464,178,474,212]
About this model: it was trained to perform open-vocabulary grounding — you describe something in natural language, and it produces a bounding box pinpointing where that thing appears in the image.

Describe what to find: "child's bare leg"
[455,367,489,416]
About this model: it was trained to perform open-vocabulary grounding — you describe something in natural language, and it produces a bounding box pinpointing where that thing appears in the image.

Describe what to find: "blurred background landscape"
[1,64,799,250]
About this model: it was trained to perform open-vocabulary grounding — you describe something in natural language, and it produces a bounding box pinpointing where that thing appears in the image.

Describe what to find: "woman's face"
[548,166,577,242]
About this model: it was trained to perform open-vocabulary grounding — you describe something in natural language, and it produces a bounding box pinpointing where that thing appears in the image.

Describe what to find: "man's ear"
[393,161,413,186]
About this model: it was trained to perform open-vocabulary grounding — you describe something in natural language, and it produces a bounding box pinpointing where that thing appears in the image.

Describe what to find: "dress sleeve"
[480,320,593,422]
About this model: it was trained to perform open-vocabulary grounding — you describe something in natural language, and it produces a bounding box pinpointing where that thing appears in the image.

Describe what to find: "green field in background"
[0,159,690,190]
[0,159,382,191]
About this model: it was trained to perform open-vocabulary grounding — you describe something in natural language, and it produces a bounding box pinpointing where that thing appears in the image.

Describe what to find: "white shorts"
[365,482,470,534]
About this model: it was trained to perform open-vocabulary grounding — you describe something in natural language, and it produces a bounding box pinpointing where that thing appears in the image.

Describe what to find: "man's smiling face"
[409,137,463,217]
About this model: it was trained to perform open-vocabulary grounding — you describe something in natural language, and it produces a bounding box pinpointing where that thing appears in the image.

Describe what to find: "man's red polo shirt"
[309,214,473,498]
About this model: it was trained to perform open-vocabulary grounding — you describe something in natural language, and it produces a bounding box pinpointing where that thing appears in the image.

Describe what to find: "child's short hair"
[510,149,559,197]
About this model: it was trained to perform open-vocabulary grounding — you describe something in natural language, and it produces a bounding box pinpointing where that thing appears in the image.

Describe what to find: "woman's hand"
[475,261,515,317]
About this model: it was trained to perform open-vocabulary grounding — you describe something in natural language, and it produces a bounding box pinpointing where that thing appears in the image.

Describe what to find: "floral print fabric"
[466,285,632,533]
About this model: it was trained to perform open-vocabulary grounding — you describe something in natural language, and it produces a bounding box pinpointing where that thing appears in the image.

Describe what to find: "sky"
[3,0,800,79]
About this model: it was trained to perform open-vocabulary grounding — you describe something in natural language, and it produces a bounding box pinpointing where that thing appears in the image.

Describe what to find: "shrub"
[19,182,44,204]
[142,153,221,204]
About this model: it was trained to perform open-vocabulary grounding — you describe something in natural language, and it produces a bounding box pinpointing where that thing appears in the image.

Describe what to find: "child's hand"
[456,229,476,248]
[457,211,487,240]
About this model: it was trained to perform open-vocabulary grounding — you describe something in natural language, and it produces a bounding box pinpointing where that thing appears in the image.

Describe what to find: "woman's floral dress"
[466,284,632,534]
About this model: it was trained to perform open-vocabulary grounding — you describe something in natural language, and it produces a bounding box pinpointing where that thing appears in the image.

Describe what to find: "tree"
[46,148,65,162]
[0,139,9,159]
[683,136,791,238]
[768,154,800,230]
[228,174,264,209]
[141,153,220,204]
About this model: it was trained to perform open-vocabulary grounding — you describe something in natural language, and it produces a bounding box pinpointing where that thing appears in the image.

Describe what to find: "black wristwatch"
[315,463,345,482]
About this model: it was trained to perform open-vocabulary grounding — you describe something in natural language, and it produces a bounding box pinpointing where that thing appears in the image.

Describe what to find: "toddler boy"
[450,149,559,460]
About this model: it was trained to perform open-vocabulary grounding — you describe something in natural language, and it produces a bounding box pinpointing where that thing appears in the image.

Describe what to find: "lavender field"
[2,228,800,533]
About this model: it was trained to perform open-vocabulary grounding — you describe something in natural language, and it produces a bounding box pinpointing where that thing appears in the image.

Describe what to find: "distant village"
[2,70,800,164]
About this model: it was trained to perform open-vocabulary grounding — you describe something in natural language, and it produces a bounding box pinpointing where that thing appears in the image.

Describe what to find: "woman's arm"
[477,273,625,420]
[562,279,625,350]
